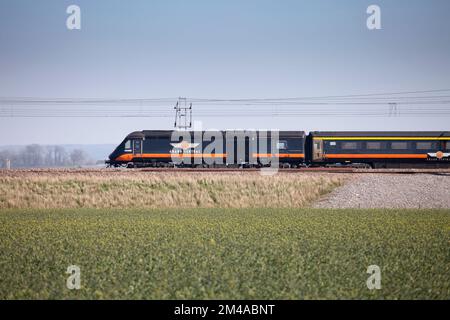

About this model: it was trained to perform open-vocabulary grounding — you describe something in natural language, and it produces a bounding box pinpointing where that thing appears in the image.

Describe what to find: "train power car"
[308,131,450,168]
[107,130,306,168]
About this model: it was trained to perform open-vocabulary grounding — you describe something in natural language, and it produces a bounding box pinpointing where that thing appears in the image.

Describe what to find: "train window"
[391,142,408,150]
[327,141,337,148]
[366,142,381,150]
[446,142,450,150]
[314,141,321,150]
[277,141,287,150]
[124,140,131,151]
[416,142,432,150]
[341,142,357,150]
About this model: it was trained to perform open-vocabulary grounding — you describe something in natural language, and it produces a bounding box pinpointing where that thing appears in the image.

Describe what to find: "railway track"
[139,167,450,174]
[4,167,450,174]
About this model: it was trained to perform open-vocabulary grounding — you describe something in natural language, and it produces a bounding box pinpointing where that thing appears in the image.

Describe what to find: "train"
[106,130,450,168]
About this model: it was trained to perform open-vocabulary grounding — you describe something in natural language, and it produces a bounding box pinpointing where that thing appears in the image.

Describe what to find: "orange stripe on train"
[116,153,304,161]
[252,153,304,158]
[116,153,226,161]
[323,154,428,159]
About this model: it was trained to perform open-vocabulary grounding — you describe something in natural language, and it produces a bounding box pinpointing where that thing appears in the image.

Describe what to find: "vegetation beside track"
[0,171,346,209]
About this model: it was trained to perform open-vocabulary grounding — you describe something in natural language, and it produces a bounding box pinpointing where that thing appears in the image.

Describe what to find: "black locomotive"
[107,130,450,168]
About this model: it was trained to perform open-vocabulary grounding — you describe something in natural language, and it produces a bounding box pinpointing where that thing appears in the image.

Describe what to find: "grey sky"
[1,0,449,145]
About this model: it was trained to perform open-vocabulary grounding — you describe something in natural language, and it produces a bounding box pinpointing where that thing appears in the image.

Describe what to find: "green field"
[0,208,449,299]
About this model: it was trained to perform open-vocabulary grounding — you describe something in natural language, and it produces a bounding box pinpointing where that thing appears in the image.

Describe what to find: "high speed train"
[106,130,450,168]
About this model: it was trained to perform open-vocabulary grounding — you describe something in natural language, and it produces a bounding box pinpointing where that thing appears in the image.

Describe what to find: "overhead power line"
[1,89,450,118]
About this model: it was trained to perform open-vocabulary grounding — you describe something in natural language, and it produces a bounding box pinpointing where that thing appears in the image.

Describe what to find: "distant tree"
[44,146,55,166]
[70,149,87,166]
[0,145,95,168]
[0,150,14,168]
[54,146,68,166]
[22,144,44,167]
[0,150,8,162]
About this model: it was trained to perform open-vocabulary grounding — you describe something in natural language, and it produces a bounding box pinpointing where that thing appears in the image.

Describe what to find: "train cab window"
[446,142,450,150]
[391,142,408,150]
[277,141,288,150]
[366,142,381,150]
[416,142,432,150]
[124,140,132,152]
[341,142,357,150]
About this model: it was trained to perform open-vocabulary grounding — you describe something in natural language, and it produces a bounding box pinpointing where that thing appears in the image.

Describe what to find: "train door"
[244,136,250,164]
[444,140,450,154]
[133,139,143,155]
[441,140,447,152]
[313,139,324,161]
[231,132,244,165]
[235,137,244,165]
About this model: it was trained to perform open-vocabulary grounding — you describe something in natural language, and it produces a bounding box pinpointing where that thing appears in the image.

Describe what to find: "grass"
[0,171,345,209]
[0,208,449,299]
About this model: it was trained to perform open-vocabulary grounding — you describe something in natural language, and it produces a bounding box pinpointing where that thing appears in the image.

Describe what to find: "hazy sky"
[1,0,450,145]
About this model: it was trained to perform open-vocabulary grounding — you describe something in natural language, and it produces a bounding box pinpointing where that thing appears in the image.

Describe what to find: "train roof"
[126,130,450,139]
[126,130,306,139]
[310,131,450,137]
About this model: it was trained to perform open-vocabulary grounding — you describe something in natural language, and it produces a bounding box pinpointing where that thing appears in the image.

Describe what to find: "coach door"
[313,139,324,161]
[442,140,449,153]
[133,139,143,155]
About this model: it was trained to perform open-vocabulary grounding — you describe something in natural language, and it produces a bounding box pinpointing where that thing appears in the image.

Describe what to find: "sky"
[0,0,450,145]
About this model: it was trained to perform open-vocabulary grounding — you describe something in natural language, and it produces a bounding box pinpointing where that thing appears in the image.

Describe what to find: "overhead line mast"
[174,97,192,130]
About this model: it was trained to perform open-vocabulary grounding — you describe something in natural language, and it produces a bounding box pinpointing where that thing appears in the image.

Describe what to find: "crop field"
[0,208,449,299]
[0,170,346,209]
